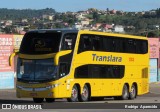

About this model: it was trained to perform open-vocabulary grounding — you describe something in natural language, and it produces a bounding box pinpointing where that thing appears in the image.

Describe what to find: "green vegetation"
[0,8,160,36]
[0,8,56,20]
[84,9,160,36]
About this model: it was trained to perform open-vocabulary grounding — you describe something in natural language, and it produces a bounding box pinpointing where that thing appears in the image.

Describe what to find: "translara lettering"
[92,54,122,62]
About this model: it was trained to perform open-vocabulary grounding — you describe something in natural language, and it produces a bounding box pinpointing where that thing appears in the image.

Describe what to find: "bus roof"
[78,30,148,40]
[27,29,79,34]
[27,29,147,40]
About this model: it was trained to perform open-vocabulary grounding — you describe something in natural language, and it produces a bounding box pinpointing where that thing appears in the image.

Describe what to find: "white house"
[113,25,125,33]
[72,23,82,30]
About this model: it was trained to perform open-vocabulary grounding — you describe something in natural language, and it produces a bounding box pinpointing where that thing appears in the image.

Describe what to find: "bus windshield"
[20,31,62,54]
[17,58,57,82]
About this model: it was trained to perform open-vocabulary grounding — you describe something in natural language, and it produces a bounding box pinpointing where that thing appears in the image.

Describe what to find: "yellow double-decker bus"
[10,29,149,103]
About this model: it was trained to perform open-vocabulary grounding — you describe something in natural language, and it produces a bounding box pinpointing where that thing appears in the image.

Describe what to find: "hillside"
[0,8,160,36]
[0,8,56,20]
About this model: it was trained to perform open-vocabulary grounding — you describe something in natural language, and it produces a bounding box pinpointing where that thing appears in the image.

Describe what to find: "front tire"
[33,98,44,103]
[67,85,79,102]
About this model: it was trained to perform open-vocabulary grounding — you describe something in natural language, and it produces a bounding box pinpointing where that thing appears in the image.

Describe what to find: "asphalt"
[0,83,160,111]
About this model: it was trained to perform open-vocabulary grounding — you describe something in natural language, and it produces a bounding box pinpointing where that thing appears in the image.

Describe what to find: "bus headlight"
[46,83,60,89]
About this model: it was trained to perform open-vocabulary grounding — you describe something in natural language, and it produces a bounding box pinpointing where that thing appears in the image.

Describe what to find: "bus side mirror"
[54,50,72,65]
[9,52,19,66]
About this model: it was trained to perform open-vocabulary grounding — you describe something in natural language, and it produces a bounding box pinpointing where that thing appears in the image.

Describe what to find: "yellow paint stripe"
[19,53,56,59]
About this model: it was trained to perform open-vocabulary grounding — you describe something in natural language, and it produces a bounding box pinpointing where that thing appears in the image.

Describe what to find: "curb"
[0,89,16,92]
[150,82,160,84]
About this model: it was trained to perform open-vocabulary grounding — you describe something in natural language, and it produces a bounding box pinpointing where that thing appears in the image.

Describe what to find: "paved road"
[1,83,160,103]
[0,83,160,111]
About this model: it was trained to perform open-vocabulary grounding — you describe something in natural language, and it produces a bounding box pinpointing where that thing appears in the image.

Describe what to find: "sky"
[0,0,160,12]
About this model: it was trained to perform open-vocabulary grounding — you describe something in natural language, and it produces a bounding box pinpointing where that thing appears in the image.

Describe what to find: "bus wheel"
[33,98,44,103]
[121,84,129,100]
[67,85,79,102]
[80,85,89,102]
[129,84,137,100]
[115,84,129,100]
[45,98,55,103]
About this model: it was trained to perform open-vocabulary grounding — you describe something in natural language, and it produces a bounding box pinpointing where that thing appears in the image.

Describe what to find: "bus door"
[57,62,69,97]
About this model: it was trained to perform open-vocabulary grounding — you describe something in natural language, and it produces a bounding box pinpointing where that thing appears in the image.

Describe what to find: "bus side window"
[107,66,114,78]
[92,36,102,51]
[125,39,136,53]
[113,66,120,78]
[59,63,69,77]
[103,38,112,52]
[142,40,148,54]
[78,35,92,53]
[91,65,100,78]
[104,65,124,78]
[114,39,124,52]
[74,65,89,78]
[83,36,92,51]
[61,33,77,50]
[100,66,106,78]
[136,40,141,53]
[112,65,125,78]
[136,40,148,54]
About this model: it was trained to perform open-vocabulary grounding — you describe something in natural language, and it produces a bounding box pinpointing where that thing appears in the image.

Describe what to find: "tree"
[135,20,147,31]
[92,12,100,22]
[68,19,74,25]
[105,15,112,23]
[3,26,12,34]
[156,8,160,17]
[147,31,160,37]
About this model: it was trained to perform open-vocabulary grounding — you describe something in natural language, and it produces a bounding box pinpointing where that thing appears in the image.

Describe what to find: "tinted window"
[92,36,102,51]
[100,65,125,78]
[78,34,148,54]
[61,33,77,50]
[91,65,100,78]
[141,40,148,54]
[75,64,125,79]
[124,39,136,53]
[59,63,69,78]
[78,35,103,53]
[103,38,114,52]
[20,31,62,54]
[74,65,89,78]
[103,37,124,52]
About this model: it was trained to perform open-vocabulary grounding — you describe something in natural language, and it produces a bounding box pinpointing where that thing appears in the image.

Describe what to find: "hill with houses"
[0,8,160,37]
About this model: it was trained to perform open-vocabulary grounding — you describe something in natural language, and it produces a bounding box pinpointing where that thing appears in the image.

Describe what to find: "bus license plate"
[30,93,37,97]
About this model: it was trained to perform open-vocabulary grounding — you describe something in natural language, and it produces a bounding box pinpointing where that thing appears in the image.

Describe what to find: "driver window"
[59,63,69,78]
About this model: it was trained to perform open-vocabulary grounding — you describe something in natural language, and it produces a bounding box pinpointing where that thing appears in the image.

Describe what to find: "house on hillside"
[81,20,90,27]
[110,9,117,15]
[101,24,113,32]
[73,23,82,30]
[22,19,28,23]
[113,25,125,33]
[42,14,53,21]
[148,25,159,30]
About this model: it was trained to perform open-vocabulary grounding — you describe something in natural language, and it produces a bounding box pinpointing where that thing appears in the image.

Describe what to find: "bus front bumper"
[16,85,59,98]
